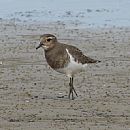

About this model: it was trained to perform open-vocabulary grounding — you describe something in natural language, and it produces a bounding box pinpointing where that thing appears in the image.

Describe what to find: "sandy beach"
[0,19,130,130]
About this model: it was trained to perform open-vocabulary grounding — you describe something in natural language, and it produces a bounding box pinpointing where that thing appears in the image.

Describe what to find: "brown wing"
[65,45,99,64]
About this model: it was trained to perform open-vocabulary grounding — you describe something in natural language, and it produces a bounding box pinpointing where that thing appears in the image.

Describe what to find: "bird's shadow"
[32,94,82,101]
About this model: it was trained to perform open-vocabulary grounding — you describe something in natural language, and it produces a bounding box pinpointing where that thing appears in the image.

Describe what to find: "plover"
[36,34,100,99]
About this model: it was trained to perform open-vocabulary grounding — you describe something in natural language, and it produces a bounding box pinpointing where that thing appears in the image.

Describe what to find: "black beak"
[36,42,43,50]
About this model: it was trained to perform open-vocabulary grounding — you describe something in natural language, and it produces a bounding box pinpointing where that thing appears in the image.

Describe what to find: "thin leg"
[71,77,78,97]
[68,77,78,100]
[68,77,73,99]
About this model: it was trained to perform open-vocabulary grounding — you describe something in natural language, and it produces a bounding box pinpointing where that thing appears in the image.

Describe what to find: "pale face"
[36,34,57,50]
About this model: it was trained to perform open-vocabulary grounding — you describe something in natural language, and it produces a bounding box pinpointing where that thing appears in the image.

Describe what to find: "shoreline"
[1,18,130,30]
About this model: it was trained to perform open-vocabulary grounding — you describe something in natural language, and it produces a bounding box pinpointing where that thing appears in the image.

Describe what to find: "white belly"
[56,49,87,77]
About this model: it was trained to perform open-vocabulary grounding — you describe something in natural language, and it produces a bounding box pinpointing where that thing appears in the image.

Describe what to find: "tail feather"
[84,57,101,64]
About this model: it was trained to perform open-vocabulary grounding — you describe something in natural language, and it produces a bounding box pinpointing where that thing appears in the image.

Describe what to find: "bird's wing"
[66,45,98,64]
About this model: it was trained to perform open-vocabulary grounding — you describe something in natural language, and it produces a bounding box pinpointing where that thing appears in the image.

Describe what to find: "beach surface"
[0,19,130,130]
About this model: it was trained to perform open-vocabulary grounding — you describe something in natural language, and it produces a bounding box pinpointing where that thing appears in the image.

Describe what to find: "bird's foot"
[68,88,78,100]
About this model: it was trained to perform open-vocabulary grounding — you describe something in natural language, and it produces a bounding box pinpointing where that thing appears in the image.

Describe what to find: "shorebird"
[36,34,100,99]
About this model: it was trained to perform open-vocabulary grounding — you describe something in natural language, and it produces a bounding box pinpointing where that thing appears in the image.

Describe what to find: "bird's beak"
[36,42,43,50]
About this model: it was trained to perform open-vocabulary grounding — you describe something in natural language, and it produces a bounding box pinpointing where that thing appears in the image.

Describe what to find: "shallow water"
[0,0,130,27]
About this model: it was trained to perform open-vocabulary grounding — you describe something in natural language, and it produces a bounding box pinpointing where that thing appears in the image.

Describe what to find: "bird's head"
[36,34,57,51]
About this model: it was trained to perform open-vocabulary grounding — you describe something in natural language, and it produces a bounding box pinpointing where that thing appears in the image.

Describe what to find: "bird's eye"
[46,38,51,42]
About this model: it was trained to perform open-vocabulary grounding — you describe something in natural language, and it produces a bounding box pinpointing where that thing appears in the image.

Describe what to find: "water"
[0,0,130,27]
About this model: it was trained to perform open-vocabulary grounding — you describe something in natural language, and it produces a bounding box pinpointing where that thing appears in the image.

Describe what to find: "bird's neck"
[44,42,60,53]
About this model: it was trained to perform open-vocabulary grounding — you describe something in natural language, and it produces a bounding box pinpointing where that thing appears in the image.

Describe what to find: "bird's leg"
[68,77,73,99]
[71,77,78,97]
[68,77,78,100]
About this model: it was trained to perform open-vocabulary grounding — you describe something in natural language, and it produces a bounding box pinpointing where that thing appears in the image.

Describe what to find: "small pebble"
[57,95,64,98]
[58,92,63,95]
[25,100,30,103]
[34,95,38,98]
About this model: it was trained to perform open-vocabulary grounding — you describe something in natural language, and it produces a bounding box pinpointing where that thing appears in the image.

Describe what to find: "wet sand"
[0,20,130,130]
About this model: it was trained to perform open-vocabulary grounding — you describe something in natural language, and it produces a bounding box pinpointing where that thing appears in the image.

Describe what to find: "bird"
[36,34,100,100]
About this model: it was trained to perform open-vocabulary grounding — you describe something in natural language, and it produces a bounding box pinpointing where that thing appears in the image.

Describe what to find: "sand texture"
[0,20,130,130]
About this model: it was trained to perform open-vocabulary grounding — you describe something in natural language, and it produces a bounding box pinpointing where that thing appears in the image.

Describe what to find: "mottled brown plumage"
[45,43,98,70]
[36,34,100,99]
